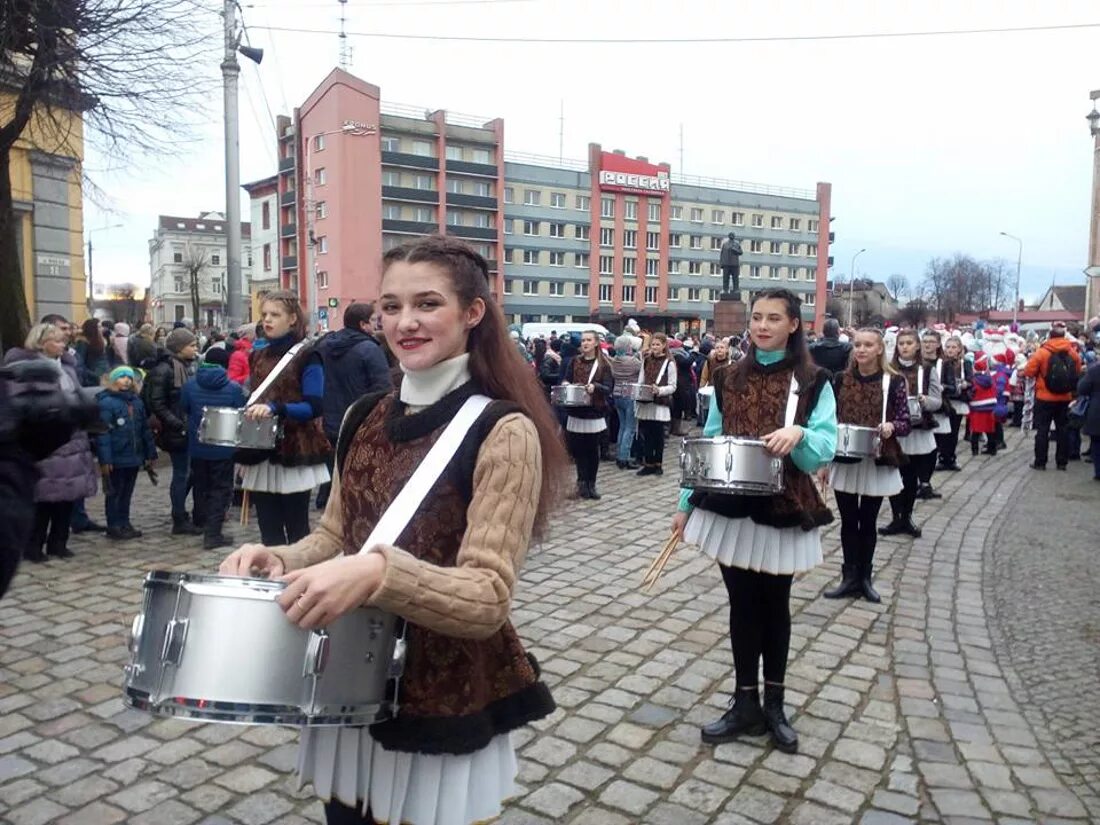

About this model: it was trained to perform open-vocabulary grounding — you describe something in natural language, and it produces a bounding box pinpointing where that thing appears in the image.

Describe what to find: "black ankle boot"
[762,684,798,753]
[823,565,861,599]
[900,517,922,538]
[858,564,881,603]
[701,688,766,744]
[172,517,202,536]
[587,482,601,501]
[878,518,906,536]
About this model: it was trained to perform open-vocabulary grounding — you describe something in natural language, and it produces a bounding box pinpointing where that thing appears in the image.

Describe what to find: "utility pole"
[222,0,243,331]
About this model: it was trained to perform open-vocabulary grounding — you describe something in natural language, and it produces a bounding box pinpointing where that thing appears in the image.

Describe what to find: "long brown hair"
[260,290,306,341]
[81,318,105,357]
[891,328,921,369]
[731,288,818,393]
[381,235,568,533]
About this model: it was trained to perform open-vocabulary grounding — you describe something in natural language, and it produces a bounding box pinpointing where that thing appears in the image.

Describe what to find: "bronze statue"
[719,232,743,298]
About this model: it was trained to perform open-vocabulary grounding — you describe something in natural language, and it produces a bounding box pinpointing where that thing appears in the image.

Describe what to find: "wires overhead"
[249,20,1100,45]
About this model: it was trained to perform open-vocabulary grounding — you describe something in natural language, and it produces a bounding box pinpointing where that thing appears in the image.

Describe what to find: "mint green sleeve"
[791,381,837,473]
[677,389,723,512]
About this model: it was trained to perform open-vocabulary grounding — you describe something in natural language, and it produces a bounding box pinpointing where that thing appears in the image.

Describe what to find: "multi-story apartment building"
[502,144,832,333]
[148,212,251,328]
[242,174,279,320]
[273,69,503,331]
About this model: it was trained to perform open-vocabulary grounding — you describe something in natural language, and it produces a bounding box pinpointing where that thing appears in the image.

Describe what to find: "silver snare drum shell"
[198,407,281,449]
[551,383,593,407]
[123,571,401,726]
[678,436,784,495]
[617,383,655,402]
[836,424,881,459]
[907,396,923,423]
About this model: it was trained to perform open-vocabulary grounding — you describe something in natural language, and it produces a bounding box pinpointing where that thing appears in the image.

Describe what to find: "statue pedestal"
[713,298,747,337]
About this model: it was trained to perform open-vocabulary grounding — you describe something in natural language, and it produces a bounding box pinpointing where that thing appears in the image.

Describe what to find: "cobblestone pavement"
[1,426,1097,824]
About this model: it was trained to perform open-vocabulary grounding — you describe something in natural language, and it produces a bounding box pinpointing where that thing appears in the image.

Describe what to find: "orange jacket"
[1020,336,1082,402]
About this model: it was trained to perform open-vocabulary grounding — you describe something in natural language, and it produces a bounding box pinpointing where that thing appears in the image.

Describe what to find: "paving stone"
[523,735,577,767]
[929,788,993,818]
[108,779,178,813]
[54,801,127,825]
[832,738,887,770]
[871,789,920,817]
[51,774,120,806]
[668,777,729,813]
[726,784,786,822]
[643,801,709,825]
[805,779,865,813]
[6,796,69,825]
[621,756,681,790]
[566,807,631,825]
[598,779,659,816]
[556,761,614,792]
[522,782,585,819]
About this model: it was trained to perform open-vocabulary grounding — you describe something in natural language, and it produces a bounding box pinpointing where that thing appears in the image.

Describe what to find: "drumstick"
[642,530,682,590]
[641,531,677,582]
[240,489,250,526]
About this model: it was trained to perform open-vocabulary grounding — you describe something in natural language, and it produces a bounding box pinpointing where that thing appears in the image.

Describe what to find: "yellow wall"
[2,89,87,323]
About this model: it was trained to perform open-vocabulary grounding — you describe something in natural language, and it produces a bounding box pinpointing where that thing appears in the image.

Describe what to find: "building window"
[263,243,271,272]
[445,145,463,161]
[317,236,328,254]
[645,286,658,304]
[504,187,514,203]
[711,236,723,251]
[550,192,566,208]
[503,279,513,295]
[414,174,434,190]
[173,252,183,264]
[600,197,615,218]
[382,170,400,186]
[599,255,614,275]
[316,201,327,220]
[381,136,399,152]
[646,231,660,251]
[690,235,702,250]
[797,267,808,280]
[549,223,565,238]
[472,148,491,164]
[789,218,801,231]
[623,257,636,275]
[382,235,403,251]
[669,260,681,274]
[690,208,703,223]
[751,265,762,279]
[315,168,327,185]
[574,282,589,297]
[523,280,539,296]
[623,229,637,249]
[599,227,614,247]
[624,201,638,220]
[576,195,590,210]
[314,134,327,152]
[648,201,661,222]
[412,140,432,157]
[523,249,539,265]
[769,266,780,280]
[688,288,701,301]
[667,286,678,301]
[598,284,613,303]
[262,201,271,230]
[789,243,801,256]
[751,213,763,228]
[711,209,724,223]
[549,251,565,266]
[414,206,435,223]
[174,276,185,292]
[731,211,744,226]
[807,219,819,232]
[805,292,816,306]
[807,243,818,256]
[524,220,540,236]
[447,210,463,226]
[646,258,659,276]
[575,252,589,268]
[770,241,782,254]
[503,219,512,235]
[473,181,491,197]
[524,190,541,206]
[750,240,763,253]
[669,233,681,248]
[210,254,221,265]
[548,281,564,296]
[318,270,329,289]
[447,179,463,194]
[474,213,492,229]
[622,285,636,303]
[174,305,185,321]
[575,225,590,241]
[771,216,783,230]
[671,206,683,220]
[688,261,701,275]
[383,204,401,220]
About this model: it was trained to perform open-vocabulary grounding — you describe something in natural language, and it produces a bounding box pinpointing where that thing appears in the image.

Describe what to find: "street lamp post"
[999,231,1023,327]
[85,223,124,315]
[1085,92,1100,324]
[847,248,866,327]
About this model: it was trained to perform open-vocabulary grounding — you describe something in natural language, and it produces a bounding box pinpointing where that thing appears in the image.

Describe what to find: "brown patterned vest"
[834,371,904,467]
[238,340,331,466]
[569,355,612,416]
[896,362,936,430]
[689,358,833,531]
[338,389,554,754]
[641,355,673,406]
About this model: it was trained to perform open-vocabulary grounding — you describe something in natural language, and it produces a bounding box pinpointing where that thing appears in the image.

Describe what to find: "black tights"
[567,431,601,483]
[324,800,372,824]
[890,452,933,521]
[638,419,665,466]
[935,411,962,466]
[834,491,883,572]
[719,565,794,689]
[252,490,312,546]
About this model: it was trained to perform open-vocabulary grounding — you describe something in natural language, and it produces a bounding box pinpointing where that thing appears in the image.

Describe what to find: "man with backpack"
[1021,321,1082,470]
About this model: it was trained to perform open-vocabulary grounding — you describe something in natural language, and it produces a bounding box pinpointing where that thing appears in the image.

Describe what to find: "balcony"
[278,156,295,173]
[382,219,438,236]
[486,259,499,272]
[445,192,497,210]
[281,255,298,270]
[382,185,438,204]
[280,190,296,206]
[446,159,497,178]
[381,151,439,170]
[448,225,497,242]
[280,222,297,238]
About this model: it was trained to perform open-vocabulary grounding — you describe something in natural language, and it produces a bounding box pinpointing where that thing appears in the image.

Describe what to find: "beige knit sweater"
[269,412,542,640]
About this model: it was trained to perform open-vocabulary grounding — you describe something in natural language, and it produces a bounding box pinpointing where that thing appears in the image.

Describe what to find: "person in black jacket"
[810,319,853,377]
[314,302,393,508]
[146,328,200,534]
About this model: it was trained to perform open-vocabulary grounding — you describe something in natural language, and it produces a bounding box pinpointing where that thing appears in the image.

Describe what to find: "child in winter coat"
[96,366,158,540]
[180,347,246,549]
[969,354,999,456]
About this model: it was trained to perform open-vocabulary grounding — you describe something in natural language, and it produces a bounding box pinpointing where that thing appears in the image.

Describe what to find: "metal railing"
[504,150,589,173]
[669,171,815,200]
[380,100,495,130]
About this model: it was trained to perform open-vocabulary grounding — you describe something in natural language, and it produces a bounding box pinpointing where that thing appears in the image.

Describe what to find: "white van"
[520,322,610,341]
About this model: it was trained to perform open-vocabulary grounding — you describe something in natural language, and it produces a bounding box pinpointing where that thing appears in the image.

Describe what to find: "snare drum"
[907,396,923,423]
[698,385,715,415]
[679,436,784,495]
[199,407,280,449]
[616,383,655,402]
[123,571,403,726]
[836,424,881,459]
[551,383,592,407]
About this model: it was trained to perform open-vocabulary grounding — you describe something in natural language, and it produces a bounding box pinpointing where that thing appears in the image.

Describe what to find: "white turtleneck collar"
[399,352,472,407]
[898,358,916,368]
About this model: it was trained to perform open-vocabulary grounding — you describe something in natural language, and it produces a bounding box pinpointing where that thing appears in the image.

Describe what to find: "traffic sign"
[318,309,328,320]
[328,298,339,307]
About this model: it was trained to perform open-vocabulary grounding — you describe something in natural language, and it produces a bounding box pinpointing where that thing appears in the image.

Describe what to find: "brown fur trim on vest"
[639,355,673,407]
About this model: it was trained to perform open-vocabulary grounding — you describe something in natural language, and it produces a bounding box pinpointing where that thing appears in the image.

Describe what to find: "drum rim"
[681,435,768,447]
[123,688,393,727]
[145,570,286,593]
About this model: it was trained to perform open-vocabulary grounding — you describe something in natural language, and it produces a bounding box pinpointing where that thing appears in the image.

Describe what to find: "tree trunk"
[190,270,200,328]
[0,149,33,351]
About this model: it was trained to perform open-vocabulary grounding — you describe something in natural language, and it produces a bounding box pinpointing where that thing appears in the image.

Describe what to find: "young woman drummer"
[916,331,950,500]
[221,236,566,825]
[671,288,837,755]
[823,329,910,603]
[936,335,972,471]
[635,332,677,476]
[238,291,331,546]
[563,330,613,499]
[879,328,942,539]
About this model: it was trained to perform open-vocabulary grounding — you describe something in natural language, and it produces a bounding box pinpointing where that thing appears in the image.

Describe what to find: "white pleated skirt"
[297,726,517,824]
[566,416,607,434]
[950,400,969,416]
[931,413,952,434]
[240,461,330,494]
[830,459,903,497]
[897,429,936,456]
[685,508,822,575]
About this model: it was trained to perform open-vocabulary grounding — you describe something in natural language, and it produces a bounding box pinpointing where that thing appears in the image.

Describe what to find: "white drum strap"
[247,342,305,406]
[586,358,599,385]
[655,359,669,386]
[784,375,799,428]
[917,365,924,397]
[881,374,890,424]
[359,394,492,552]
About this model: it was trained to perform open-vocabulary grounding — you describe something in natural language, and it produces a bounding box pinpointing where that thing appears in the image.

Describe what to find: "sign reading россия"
[597,151,671,197]
[598,170,670,193]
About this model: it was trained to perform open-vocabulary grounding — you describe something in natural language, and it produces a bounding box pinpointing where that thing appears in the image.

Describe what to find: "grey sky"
[84,0,1100,304]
